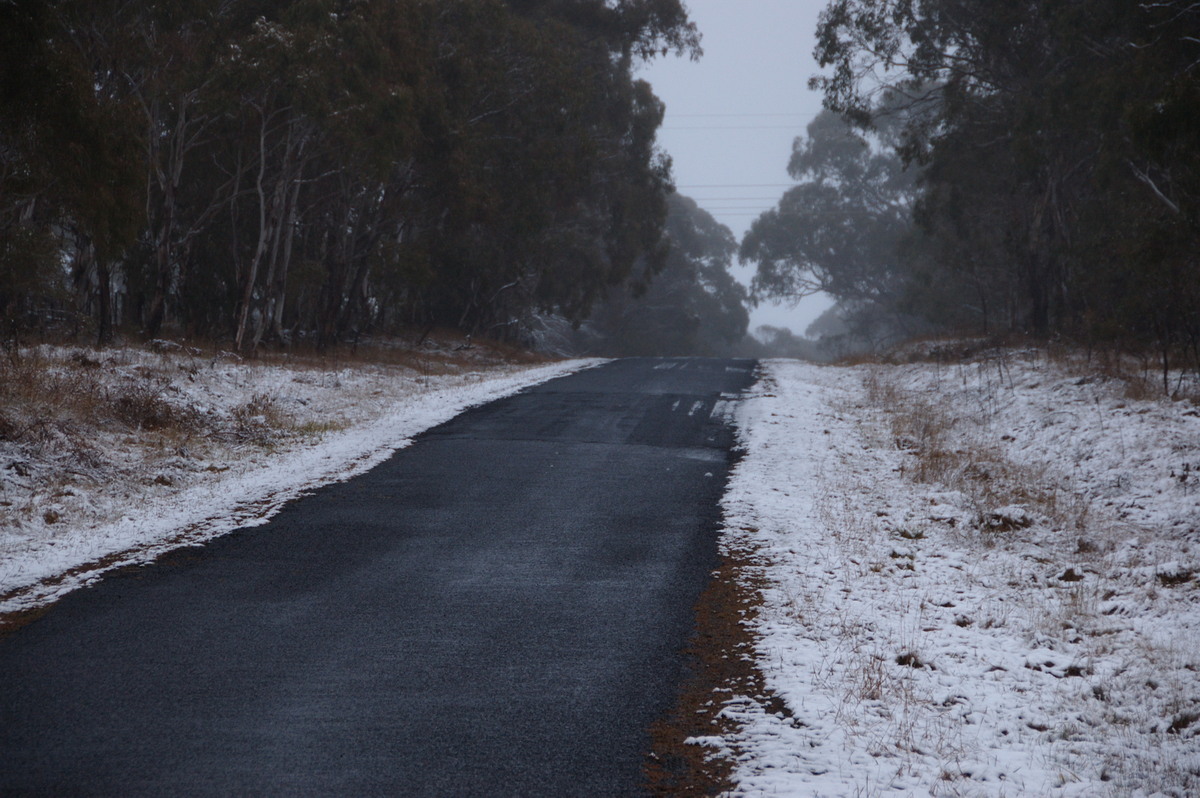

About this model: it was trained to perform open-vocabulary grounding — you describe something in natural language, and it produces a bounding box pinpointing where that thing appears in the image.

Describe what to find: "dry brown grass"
[250,328,551,374]
[856,333,1199,404]
[0,331,539,445]
[645,533,796,795]
[862,364,1089,538]
[0,350,200,438]
[0,352,191,482]
[0,333,545,538]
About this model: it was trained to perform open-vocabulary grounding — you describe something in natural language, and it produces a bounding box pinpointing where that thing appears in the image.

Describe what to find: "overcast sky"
[637,0,834,337]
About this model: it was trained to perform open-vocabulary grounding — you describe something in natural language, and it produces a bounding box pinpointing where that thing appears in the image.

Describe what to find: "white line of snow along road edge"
[0,359,604,615]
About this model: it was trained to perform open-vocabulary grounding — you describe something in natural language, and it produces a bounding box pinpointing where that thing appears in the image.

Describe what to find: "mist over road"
[0,358,755,796]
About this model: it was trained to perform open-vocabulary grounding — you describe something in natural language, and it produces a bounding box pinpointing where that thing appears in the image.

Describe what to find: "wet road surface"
[0,358,755,796]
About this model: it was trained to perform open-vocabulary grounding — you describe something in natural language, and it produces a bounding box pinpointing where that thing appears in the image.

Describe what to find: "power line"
[662,125,806,131]
[666,112,821,118]
[696,200,777,206]
[677,183,796,188]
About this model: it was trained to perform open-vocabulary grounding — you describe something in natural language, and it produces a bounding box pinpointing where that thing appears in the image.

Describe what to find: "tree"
[406,0,691,340]
[807,0,1200,370]
[585,193,748,356]
[0,0,700,352]
[0,0,142,343]
[739,109,920,342]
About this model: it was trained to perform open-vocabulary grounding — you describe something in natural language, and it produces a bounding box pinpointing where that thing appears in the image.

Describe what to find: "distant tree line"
[0,0,707,351]
[742,0,1200,376]
[580,193,748,356]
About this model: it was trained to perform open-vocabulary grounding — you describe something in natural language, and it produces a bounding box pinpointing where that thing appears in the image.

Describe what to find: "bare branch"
[1128,161,1182,215]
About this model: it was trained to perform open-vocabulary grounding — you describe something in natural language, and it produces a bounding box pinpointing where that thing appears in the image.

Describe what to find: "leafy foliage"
[0,0,699,352]
[739,109,929,349]
[752,0,1200,373]
[741,111,916,307]
[585,194,748,357]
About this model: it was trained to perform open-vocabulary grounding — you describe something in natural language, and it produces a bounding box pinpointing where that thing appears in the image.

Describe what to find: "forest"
[1,0,753,354]
[2,0,1198,368]
[742,0,1200,376]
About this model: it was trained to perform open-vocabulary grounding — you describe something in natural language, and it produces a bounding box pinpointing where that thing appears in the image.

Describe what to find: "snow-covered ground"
[0,345,600,614]
[4,344,1198,794]
[720,353,1200,797]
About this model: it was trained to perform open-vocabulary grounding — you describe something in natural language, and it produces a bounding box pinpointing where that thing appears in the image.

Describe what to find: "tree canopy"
[583,193,749,357]
[0,0,700,351]
[748,0,1200,374]
[741,110,916,309]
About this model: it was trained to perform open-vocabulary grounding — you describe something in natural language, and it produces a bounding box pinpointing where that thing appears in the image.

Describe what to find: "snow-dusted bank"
[719,356,1200,797]
[0,355,601,614]
[5,347,1198,794]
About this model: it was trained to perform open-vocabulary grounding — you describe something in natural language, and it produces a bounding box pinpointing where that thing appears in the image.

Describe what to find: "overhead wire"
[663,126,807,131]
[661,113,816,131]
[688,197,786,201]
[659,116,812,219]
[664,112,821,119]
[676,183,796,188]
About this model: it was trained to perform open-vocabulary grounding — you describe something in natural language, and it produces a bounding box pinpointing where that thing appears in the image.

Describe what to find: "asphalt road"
[0,357,756,796]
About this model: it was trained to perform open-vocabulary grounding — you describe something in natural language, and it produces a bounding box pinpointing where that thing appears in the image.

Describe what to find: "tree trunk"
[96,259,112,346]
[235,113,276,353]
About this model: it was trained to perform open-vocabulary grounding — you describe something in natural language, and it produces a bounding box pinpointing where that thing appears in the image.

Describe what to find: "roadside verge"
[1,350,601,624]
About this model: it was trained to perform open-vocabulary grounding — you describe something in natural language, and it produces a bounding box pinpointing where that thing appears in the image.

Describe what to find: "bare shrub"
[0,409,18,441]
[0,354,107,447]
[229,393,287,446]
[109,379,194,433]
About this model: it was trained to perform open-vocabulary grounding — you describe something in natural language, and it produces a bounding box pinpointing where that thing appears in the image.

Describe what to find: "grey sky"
[637,0,834,337]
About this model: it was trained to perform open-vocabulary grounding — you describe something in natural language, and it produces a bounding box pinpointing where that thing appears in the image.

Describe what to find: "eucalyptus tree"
[739,109,918,337]
[212,0,432,350]
[47,0,265,340]
[0,0,142,343]
[810,0,1200,361]
[586,193,748,356]
[0,0,702,352]
[411,0,696,338]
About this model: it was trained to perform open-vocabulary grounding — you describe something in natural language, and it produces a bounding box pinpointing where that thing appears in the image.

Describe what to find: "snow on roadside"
[721,355,1200,796]
[0,353,601,614]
